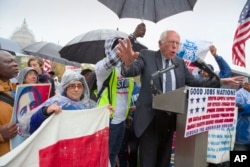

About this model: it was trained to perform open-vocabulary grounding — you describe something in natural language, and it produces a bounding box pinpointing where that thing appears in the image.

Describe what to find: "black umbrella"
[0,37,24,55]
[98,0,197,23]
[59,29,147,64]
[23,42,81,67]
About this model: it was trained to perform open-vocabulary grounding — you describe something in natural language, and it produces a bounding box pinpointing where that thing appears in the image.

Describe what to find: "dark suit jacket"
[121,50,220,137]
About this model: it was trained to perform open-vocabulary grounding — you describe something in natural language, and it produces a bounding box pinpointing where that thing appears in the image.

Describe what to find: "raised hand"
[221,76,245,86]
[116,38,139,67]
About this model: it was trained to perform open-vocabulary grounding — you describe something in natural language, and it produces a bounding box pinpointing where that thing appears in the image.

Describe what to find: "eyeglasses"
[67,83,84,89]
[164,41,181,46]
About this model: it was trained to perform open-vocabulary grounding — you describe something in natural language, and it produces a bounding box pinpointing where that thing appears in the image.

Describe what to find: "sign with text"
[207,108,237,164]
[185,87,236,138]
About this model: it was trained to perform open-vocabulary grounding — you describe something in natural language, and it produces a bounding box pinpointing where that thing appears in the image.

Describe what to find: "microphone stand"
[150,79,162,96]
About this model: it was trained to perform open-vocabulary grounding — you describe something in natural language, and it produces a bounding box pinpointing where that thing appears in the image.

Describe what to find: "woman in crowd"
[17,67,38,84]
[20,70,105,135]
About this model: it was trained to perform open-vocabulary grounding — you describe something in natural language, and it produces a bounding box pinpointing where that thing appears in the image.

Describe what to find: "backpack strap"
[0,92,14,106]
[96,72,112,100]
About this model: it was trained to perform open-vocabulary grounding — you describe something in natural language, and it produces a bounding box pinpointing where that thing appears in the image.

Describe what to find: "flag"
[43,58,51,72]
[232,0,250,67]
[0,106,110,167]
[177,39,212,76]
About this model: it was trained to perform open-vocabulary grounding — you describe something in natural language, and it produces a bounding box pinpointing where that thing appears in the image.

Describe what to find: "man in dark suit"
[115,30,221,167]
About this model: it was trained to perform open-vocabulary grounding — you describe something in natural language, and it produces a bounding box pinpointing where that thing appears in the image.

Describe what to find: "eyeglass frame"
[162,40,181,46]
[67,83,84,90]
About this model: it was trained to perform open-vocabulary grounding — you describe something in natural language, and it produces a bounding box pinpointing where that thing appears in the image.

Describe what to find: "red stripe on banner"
[39,127,109,167]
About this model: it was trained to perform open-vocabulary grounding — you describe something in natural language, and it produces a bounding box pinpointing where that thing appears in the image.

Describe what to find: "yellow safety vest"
[97,69,134,118]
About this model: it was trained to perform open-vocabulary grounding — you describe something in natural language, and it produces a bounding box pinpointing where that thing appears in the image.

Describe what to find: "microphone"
[150,62,178,95]
[151,63,178,79]
[193,57,220,80]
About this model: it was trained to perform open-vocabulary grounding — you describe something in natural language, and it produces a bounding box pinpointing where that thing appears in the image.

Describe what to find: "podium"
[152,87,208,167]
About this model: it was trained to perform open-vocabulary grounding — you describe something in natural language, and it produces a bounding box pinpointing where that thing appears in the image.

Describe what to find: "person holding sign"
[11,68,49,149]
[23,70,97,134]
[0,50,19,156]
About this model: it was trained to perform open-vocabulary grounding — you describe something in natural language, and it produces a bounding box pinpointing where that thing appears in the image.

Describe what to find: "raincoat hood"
[57,70,90,101]
[17,67,38,84]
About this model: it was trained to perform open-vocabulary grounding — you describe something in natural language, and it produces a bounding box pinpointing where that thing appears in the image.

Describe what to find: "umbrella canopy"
[98,0,197,23]
[60,29,147,64]
[23,42,81,67]
[0,37,24,55]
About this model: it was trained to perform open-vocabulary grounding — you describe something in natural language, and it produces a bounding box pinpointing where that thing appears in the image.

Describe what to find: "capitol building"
[7,19,66,79]
[10,19,35,48]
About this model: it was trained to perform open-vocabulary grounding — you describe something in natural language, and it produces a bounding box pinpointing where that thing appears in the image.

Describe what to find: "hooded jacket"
[17,67,38,84]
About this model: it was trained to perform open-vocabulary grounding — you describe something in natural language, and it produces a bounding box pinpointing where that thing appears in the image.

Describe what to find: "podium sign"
[152,87,236,167]
[185,87,235,138]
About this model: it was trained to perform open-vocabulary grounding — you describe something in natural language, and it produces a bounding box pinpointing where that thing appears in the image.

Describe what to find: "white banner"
[177,39,212,76]
[207,108,237,164]
[185,87,236,137]
[0,106,110,167]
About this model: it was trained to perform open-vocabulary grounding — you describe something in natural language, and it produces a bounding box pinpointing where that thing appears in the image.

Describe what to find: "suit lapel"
[155,51,163,91]
[172,57,181,88]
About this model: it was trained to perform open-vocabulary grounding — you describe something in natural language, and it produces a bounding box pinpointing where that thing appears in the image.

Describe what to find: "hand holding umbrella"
[60,29,146,64]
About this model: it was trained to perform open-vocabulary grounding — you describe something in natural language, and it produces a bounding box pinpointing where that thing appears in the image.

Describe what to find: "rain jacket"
[17,67,38,84]
[197,55,231,79]
[19,70,97,136]
[235,87,250,144]
[214,55,231,78]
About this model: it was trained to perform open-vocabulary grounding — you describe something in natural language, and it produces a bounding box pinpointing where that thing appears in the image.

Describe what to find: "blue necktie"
[165,59,172,93]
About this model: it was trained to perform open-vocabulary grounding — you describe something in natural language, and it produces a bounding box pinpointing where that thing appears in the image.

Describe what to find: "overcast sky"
[0,0,249,73]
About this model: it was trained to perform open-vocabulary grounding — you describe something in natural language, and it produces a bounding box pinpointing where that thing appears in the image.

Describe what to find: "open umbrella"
[59,29,147,64]
[23,42,81,67]
[0,37,24,55]
[98,0,197,23]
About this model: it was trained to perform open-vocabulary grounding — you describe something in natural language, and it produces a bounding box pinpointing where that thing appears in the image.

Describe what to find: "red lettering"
[207,108,215,113]
[211,114,220,118]
[188,118,193,123]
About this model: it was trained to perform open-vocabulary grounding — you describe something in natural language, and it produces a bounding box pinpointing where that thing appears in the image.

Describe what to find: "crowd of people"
[0,22,249,167]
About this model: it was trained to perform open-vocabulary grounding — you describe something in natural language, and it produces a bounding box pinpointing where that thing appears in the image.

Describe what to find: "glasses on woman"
[67,83,84,90]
